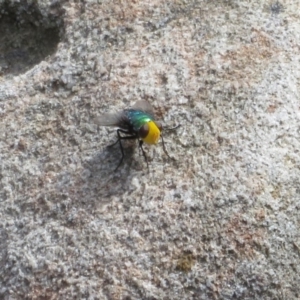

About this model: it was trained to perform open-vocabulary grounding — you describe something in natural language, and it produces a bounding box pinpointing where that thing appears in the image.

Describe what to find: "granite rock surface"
[0,0,299,299]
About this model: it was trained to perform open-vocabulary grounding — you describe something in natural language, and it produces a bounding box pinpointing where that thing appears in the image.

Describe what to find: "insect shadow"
[96,137,138,172]
[79,142,141,202]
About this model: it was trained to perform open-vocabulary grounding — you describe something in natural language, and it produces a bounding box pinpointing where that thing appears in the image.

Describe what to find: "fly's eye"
[139,123,149,138]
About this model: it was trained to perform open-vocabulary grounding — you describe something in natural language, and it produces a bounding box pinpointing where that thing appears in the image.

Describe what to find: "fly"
[96,100,178,171]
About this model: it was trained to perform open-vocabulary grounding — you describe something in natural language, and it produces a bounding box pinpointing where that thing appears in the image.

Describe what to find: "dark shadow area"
[0,0,64,76]
[52,140,149,217]
[88,141,138,175]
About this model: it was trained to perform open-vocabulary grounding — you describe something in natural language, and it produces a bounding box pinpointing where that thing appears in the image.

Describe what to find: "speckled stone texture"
[0,0,299,299]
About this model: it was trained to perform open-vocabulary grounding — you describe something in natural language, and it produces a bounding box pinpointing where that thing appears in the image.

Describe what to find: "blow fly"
[96,100,176,171]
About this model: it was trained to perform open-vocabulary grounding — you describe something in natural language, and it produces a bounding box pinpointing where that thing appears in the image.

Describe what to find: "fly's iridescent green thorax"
[124,109,152,131]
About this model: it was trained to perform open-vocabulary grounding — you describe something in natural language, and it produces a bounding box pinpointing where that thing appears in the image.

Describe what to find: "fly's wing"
[95,111,126,127]
[96,101,155,129]
[131,100,155,117]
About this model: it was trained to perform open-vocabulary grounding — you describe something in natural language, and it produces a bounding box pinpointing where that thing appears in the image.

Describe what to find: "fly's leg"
[160,134,173,159]
[115,130,125,171]
[163,124,181,131]
[112,129,137,171]
[138,140,149,169]
[160,124,180,160]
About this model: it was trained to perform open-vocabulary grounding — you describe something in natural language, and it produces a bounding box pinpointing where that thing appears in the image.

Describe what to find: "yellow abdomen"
[142,121,161,144]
